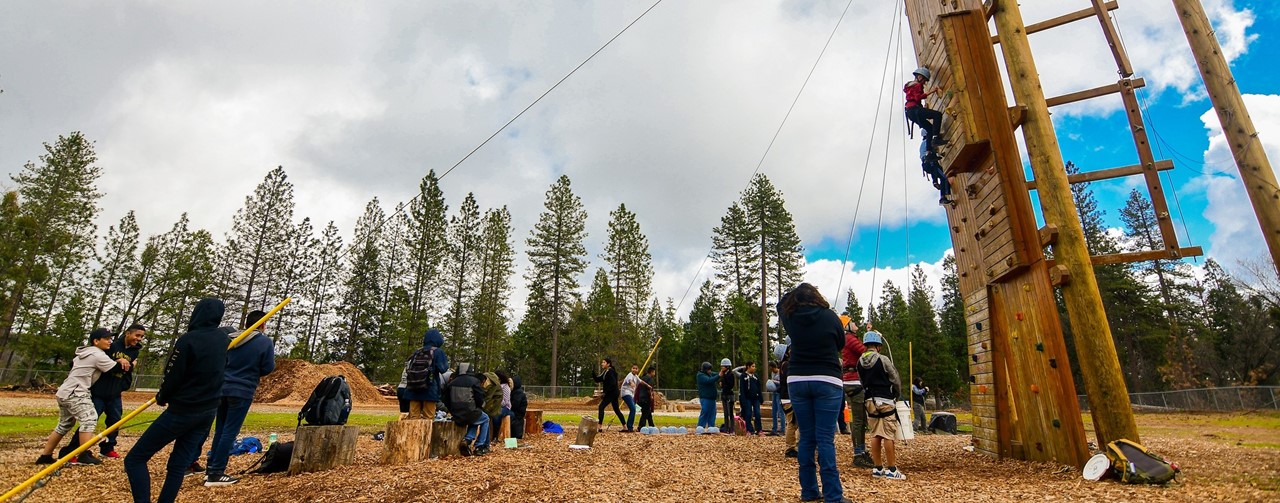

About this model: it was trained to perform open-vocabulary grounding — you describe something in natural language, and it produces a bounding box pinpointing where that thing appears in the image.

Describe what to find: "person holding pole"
[203,310,276,487]
[125,298,229,503]
[35,328,132,466]
[636,366,657,429]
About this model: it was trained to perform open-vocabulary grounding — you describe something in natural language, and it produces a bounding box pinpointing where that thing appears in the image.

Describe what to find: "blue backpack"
[230,437,263,456]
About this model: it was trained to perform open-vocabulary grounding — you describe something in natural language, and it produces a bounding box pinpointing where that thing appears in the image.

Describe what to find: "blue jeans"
[622,395,637,429]
[206,396,253,476]
[463,413,491,448]
[791,381,844,502]
[697,398,717,428]
[740,398,762,433]
[125,408,216,503]
[771,392,785,433]
[64,394,124,455]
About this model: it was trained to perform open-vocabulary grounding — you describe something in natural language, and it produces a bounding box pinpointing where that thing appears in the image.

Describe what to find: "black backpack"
[405,348,436,391]
[1105,439,1179,484]
[298,375,352,427]
[242,441,293,475]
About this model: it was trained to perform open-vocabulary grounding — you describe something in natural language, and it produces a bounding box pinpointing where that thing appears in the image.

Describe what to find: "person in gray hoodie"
[35,328,131,466]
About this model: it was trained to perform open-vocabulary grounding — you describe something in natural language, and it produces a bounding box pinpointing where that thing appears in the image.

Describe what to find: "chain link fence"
[0,368,164,390]
[1078,386,1280,412]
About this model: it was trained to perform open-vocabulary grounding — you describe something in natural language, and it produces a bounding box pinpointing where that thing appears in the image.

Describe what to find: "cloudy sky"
[1,0,1276,320]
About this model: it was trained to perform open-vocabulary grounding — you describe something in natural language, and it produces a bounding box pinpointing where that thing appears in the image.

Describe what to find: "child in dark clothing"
[594,358,627,429]
[637,367,657,429]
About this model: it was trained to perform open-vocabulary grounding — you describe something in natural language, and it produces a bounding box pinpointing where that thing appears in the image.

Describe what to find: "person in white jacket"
[36,328,131,465]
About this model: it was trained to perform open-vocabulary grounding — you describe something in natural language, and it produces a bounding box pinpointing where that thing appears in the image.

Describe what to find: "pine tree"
[443,193,482,362]
[225,166,295,327]
[602,203,654,335]
[404,171,448,342]
[296,221,343,361]
[470,206,515,371]
[683,280,723,370]
[0,133,103,361]
[90,212,140,328]
[339,199,385,371]
[711,202,758,298]
[939,255,968,396]
[525,175,588,390]
[843,288,865,327]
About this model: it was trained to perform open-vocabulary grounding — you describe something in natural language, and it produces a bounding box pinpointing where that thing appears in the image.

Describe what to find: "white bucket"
[895,401,914,440]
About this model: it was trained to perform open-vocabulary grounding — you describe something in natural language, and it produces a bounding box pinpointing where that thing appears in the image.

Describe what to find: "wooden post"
[990,0,1139,448]
[524,409,544,436]
[573,416,599,447]
[1172,0,1280,275]
[429,421,470,458]
[289,425,359,475]
[498,416,511,440]
[380,419,432,464]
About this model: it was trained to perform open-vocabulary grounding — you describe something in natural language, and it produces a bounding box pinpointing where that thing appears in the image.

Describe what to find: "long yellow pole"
[1,297,292,502]
[639,336,663,374]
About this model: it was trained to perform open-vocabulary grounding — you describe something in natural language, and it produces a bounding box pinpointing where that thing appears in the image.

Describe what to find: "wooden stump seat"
[380,419,433,464]
[289,425,359,475]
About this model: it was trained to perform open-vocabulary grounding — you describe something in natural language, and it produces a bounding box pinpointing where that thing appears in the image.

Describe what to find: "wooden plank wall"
[906,2,1090,467]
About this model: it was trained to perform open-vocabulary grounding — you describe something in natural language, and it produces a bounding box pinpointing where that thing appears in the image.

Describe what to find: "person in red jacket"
[905,67,944,149]
[841,317,872,468]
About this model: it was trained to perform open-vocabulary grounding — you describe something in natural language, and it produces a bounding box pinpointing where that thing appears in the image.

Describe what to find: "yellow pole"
[1,297,292,502]
[909,342,914,423]
[639,336,663,374]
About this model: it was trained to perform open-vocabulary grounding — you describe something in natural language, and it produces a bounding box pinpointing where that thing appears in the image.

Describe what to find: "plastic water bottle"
[269,433,278,446]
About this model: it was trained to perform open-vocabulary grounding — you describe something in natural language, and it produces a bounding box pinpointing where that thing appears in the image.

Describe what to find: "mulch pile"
[254,359,385,405]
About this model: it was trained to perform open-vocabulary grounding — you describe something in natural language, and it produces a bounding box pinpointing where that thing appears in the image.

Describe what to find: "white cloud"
[1193,93,1280,269]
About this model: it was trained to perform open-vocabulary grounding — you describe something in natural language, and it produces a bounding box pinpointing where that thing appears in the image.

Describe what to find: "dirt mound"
[254,359,385,405]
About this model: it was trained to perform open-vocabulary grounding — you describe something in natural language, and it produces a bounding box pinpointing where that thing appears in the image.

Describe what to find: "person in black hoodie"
[593,358,626,429]
[738,361,763,435]
[443,371,491,456]
[778,283,849,503]
[510,376,528,440]
[125,298,228,503]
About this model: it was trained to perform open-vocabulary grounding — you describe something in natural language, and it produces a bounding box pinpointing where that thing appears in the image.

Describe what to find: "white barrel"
[895,401,915,440]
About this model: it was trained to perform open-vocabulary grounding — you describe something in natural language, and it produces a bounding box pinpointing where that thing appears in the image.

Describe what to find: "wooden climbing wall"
[905,1,1089,467]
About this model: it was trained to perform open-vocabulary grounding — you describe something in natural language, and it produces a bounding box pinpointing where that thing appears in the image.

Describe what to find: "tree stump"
[289,425,359,475]
[429,420,470,458]
[379,419,432,464]
[498,416,511,440]
[574,416,599,447]
[523,409,544,436]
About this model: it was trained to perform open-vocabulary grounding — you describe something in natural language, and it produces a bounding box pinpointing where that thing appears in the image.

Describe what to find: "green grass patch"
[0,410,400,438]
[542,413,698,429]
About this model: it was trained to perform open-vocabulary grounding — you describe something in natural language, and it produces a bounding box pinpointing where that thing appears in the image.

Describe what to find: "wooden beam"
[1091,246,1204,266]
[991,1,1119,44]
[1008,105,1027,129]
[1092,0,1134,77]
[1026,159,1173,190]
[1046,78,1145,108]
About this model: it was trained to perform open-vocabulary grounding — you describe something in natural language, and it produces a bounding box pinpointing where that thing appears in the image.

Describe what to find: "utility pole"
[990,0,1140,447]
[1172,0,1280,274]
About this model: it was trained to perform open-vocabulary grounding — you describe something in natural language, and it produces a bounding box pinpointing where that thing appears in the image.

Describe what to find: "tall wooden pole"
[1172,0,1280,274]
[990,0,1139,447]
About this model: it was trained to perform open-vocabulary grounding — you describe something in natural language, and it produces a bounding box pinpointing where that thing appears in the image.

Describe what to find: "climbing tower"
[903,0,1202,467]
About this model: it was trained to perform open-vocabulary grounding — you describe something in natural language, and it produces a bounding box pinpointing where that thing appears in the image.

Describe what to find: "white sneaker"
[871,467,883,478]
[882,469,907,481]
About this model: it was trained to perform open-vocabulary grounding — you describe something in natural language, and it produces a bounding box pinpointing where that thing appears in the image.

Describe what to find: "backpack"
[298,375,352,427]
[243,441,294,474]
[405,348,436,391]
[230,436,263,456]
[1104,439,1179,484]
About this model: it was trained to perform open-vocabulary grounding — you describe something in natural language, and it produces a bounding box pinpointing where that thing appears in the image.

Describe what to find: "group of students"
[36,298,277,503]
[691,358,784,436]
[593,359,658,431]
[395,328,529,457]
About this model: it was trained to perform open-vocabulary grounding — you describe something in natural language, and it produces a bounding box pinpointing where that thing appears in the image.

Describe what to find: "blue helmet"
[863,331,884,346]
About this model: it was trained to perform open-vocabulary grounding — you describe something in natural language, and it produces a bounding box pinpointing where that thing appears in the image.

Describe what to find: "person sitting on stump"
[443,369,491,456]
[905,67,945,149]
[36,328,132,466]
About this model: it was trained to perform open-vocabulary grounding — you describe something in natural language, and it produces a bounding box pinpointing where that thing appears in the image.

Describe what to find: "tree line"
[1,133,1274,397]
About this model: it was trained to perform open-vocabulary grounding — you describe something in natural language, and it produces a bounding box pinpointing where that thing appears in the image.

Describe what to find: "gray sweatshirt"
[56,346,120,399]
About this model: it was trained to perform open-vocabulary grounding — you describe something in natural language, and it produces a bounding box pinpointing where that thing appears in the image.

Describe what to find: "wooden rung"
[991,0,1119,44]
[1091,246,1204,266]
[1026,159,1172,190]
[1046,78,1145,108]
